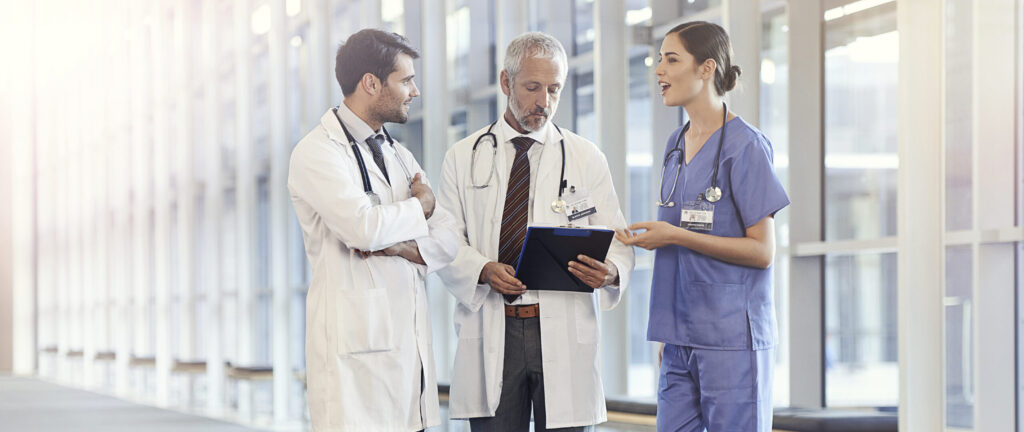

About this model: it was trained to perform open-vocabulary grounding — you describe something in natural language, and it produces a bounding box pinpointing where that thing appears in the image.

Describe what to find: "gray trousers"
[469,315,591,432]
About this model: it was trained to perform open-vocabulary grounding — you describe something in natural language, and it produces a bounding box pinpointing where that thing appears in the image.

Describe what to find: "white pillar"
[896,0,944,429]
[593,0,628,396]
[129,3,154,398]
[268,0,292,423]
[787,0,825,409]
[419,0,448,180]
[971,0,1018,428]
[114,2,134,395]
[3,0,37,375]
[152,2,173,405]
[307,0,333,115]
[721,0,759,126]
[233,0,257,416]
[494,0,527,117]
[174,0,195,365]
[361,0,382,28]
[201,0,225,414]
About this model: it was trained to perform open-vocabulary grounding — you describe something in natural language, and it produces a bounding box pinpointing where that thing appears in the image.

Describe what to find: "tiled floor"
[0,375,655,432]
[0,376,260,432]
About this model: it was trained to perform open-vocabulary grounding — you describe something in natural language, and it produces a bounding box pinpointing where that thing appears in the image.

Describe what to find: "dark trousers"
[469,315,590,432]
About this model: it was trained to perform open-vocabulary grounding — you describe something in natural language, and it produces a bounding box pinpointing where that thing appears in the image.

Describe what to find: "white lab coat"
[288,109,460,432]
[436,121,635,429]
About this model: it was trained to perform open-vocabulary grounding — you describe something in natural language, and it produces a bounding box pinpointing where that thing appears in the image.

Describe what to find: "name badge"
[679,200,713,231]
[567,197,597,222]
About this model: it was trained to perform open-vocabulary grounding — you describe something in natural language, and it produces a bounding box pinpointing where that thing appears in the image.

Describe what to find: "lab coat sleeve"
[403,152,461,275]
[436,148,492,312]
[585,145,635,311]
[287,136,429,252]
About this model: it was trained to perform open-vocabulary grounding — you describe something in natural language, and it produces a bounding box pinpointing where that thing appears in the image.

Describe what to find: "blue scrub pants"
[657,344,773,432]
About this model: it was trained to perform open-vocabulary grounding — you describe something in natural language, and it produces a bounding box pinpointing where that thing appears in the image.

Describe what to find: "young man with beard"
[288,29,459,431]
[436,32,635,431]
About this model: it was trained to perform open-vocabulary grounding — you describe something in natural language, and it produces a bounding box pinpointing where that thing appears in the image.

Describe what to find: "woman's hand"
[615,221,682,250]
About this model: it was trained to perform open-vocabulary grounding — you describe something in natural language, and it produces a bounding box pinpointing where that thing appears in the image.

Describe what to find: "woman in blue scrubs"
[616,21,789,432]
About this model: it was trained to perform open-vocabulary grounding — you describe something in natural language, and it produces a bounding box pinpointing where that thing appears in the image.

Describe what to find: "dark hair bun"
[723,65,741,92]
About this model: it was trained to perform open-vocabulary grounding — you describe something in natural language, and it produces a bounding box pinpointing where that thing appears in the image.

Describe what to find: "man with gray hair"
[437,32,635,431]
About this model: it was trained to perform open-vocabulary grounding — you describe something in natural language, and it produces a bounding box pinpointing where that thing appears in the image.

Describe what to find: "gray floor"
[0,376,261,432]
[0,375,653,432]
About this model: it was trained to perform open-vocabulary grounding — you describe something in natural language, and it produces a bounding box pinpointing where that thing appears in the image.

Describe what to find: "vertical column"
[896,0,943,429]
[971,0,1018,428]
[234,0,257,418]
[722,0,760,126]
[593,0,628,396]
[267,0,292,423]
[152,1,173,405]
[129,1,153,397]
[81,17,96,389]
[114,0,133,395]
[495,0,527,116]
[545,0,574,130]
[307,0,333,115]
[361,0,382,28]
[201,0,225,414]
[465,0,495,130]
[174,0,195,373]
[419,0,448,179]
[5,0,37,375]
[0,0,19,374]
[787,0,825,409]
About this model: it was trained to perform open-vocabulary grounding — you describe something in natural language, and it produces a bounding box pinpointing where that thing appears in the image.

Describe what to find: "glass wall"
[15,0,1024,429]
[822,0,899,408]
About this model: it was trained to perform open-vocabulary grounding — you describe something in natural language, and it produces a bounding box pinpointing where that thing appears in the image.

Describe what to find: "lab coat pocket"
[573,294,599,344]
[336,289,395,355]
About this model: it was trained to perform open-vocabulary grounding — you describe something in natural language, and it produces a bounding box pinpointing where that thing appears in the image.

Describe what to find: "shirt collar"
[336,100,382,144]
[499,114,550,147]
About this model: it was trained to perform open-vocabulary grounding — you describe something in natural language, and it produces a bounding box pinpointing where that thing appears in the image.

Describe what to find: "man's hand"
[478,262,526,296]
[410,173,435,219]
[354,240,426,265]
[568,255,618,289]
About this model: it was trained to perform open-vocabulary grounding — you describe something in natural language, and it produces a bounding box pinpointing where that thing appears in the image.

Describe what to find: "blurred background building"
[0,0,1021,430]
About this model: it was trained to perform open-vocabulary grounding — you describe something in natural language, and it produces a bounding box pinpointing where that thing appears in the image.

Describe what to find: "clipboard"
[513,226,615,293]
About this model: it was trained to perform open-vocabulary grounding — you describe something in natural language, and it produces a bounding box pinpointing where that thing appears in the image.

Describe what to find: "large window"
[943,0,974,426]
[761,4,789,408]
[822,0,899,407]
[23,0,1024,429]
[625,3,654,398]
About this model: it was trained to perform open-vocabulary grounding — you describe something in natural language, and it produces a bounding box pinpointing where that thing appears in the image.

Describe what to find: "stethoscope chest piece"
[551,199,567,214]
[704,186,722,203]
[367,192,381,206]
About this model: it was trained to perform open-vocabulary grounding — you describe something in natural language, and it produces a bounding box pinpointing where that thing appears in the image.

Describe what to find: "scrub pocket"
[683,281,749,348]
[336,289,394,355]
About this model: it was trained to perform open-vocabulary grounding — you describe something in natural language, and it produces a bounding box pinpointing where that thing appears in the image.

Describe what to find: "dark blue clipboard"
[513,226,615,293]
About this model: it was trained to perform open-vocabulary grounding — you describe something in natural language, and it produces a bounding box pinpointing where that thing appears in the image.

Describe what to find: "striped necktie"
[498,136,534,303]
[366,134,390,185]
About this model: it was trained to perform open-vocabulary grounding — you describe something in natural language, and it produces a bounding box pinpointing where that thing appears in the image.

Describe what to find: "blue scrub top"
[648,117,790,351]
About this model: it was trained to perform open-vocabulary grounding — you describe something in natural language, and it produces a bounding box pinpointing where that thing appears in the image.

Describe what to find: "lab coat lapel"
[320,109,396,201]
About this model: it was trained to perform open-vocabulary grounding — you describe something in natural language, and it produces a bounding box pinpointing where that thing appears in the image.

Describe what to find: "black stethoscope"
[333,108,414,206]
[470,121,571,213]
[657,102,728,207]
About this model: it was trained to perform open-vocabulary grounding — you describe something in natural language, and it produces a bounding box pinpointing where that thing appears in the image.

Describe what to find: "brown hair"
[335,29,420,97]
[666,21,740,96]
